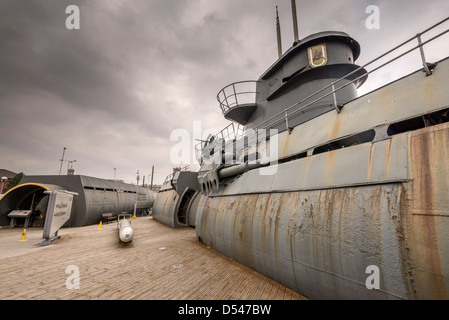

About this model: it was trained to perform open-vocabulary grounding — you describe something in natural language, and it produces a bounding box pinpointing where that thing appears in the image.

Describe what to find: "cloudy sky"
[1,0,448,185]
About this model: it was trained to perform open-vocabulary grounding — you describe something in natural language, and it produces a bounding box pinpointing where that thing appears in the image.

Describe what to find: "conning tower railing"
[194,123,244,164]
[255,16,449,132]
[217,80,259,114]
[163,165,190,184]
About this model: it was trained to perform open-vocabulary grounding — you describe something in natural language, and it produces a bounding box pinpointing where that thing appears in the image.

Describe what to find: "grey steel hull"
[152,188,200,228]
[152,188,184,228]
[152,171,201,228]
[153,171,200,228]
[195,122,449,299]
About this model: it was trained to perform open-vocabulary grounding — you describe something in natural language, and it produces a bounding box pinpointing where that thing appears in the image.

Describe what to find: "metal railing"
[254,16,449,132]
[195,123,244,163]
[197,16,449,163]
[217,80,259,114]
[163,165,190,183]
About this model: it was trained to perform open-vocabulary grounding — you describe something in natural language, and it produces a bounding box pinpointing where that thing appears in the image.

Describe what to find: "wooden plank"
[0,217,308,300]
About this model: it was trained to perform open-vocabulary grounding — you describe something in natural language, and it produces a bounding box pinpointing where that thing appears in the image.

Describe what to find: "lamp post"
[58,147,67,175]
[150,165,154,190]
[113,168,116,180]
[133,170,140,218]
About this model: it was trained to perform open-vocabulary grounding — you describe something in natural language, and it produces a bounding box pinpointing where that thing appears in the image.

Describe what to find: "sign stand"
[41,190,78,246]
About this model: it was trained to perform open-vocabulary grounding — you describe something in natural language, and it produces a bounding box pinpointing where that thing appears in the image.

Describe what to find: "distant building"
[0,169,17,180]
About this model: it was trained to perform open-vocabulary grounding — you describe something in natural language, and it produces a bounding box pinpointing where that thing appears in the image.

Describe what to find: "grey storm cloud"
[1,0,448,184]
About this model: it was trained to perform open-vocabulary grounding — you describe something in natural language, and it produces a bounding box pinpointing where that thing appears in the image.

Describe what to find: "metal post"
[58,147,66,175]
[150,165,154,191]
[291,0,300,43]
[223,90,230,111]
[332,83,341,114]
[284,110,289,131]
[233,83,239,106]
[25,192,36,229]
[276,6,283,59]
[417,34,432,76]
[133,170,139,217]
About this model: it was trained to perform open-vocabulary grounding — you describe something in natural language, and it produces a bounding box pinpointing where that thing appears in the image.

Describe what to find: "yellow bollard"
[19,229,27,242]
[98,221,103,231]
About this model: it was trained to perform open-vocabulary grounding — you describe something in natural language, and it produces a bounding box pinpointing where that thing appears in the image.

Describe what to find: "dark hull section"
[152,188,200,228]
[152,171,201,228]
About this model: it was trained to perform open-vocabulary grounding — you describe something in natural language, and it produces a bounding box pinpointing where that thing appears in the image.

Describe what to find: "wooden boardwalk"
[0,217,307,300]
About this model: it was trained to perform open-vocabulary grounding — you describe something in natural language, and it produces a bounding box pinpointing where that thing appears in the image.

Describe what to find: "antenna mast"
[276,6,283,59]
[291,0,300,43]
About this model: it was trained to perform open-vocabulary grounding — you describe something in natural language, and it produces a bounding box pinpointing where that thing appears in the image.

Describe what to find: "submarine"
[0,174,155,228]
[154,2,449,299]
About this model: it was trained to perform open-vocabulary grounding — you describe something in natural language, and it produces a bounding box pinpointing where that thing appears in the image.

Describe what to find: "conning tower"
[218,31,368,132]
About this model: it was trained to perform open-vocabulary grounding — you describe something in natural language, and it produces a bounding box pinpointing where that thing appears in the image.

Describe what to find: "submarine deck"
[0,216,306,300]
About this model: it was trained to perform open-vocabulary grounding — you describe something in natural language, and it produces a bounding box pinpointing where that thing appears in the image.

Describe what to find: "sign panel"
[50,192,74,236]
[42,190,77,245]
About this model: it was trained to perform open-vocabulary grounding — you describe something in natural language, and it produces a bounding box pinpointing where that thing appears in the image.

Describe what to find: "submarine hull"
[0,175,155,228]
[195,121,449,300]
[194,51,449,299]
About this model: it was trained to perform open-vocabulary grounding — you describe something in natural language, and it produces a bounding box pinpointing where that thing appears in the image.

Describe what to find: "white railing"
[195,123,244,164]
[217,80,259,114]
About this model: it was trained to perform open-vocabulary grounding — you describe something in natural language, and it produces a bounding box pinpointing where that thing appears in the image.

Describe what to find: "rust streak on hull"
[196,122,449,300]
